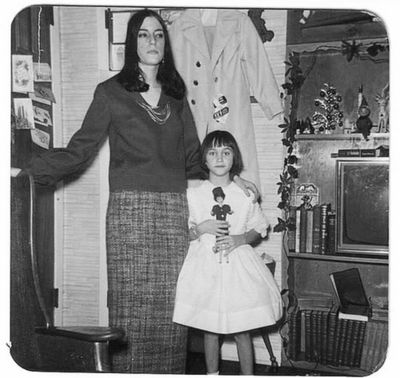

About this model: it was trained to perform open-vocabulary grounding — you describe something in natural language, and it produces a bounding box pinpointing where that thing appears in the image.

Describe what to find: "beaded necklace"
[136,99,171,125]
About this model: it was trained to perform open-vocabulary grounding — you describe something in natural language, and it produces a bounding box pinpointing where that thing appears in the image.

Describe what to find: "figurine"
[375,83,389,133]
[355,90,373,140]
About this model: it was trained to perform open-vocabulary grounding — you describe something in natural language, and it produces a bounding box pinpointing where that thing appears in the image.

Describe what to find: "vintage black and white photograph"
[7,1,393,376]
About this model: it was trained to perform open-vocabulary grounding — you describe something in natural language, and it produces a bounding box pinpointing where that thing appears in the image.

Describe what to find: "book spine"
[326,211,336,255]
[320,204,329,254]
[299,207,308,254]
[295,208,301,253]
[332,317,344,366]
[312,205,321,254]
[354,319,367,368]
[310,310,318,361]
[288,206,297,252]
[320,310,329,365]
[349,320,362,367]
[326,308,338,365]
[360,149,376,157]
[300,310,306,355]
[288,307,301,360]
[360,321,374,371]
[343,319,355,366]
[316,310,323,363]
[337,318,349,366]
[295,309,302,360]
[287,308,295,359]
[306,209,314,253]
[338,149,361,157]
[304,310,312,361]
[370,322,382,372]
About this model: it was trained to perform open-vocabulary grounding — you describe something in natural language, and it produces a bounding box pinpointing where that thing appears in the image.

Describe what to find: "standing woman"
[14,9,201,374]
[104,10,200,373]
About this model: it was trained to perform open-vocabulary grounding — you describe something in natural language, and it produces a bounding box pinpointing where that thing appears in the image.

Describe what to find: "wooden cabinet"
[281,9,389,375]
[281,134,388,375]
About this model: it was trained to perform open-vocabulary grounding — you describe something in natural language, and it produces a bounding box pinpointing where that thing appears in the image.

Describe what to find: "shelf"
[288,252,388,265]
[295,133,389,141]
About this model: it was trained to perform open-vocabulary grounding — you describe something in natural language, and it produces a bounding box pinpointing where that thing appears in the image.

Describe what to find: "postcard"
[12,54,34,93]
[294,183,320,208]
[31,128,50,149]
[33,105,53,127]
[28,92,52,106]
[109,44,125,71]
[13,98,35,129]
[34,83,56,103]
[33,62,52,82]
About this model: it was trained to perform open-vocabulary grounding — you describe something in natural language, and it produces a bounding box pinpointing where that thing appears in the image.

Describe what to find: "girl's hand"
[197,219,230,236]
[233,175,260,203]
[215,234,246,255]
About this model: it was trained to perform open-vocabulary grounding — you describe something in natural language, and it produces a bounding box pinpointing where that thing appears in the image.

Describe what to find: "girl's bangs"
[210,135,232,149]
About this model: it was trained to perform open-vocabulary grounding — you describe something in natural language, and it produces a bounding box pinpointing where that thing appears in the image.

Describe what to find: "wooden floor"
[186,352,343,376]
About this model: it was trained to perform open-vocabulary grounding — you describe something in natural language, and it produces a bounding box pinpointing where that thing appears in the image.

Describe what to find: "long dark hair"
[117,9,186,100]
[200,130,244,180]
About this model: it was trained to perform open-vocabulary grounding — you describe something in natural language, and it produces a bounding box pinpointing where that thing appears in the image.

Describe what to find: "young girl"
[173,130,283,375]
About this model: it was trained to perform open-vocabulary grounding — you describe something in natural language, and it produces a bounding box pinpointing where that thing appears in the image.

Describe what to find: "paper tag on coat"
[212,94,229,124]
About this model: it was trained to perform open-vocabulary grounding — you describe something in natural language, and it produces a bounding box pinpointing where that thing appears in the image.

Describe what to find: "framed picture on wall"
[13,97,35,129]
[12,54,34,93]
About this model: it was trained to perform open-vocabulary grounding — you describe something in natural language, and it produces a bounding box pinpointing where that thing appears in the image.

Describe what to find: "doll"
[211,186,233,262]
[355,96,373,140]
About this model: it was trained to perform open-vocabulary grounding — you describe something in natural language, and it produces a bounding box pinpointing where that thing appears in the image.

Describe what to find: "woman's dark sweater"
[27,75,202,193]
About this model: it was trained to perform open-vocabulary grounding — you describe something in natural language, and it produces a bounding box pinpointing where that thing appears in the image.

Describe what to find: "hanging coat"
[169,9,283,185]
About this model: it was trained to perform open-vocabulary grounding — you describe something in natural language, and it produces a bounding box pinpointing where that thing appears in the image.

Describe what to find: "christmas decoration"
[311,83,344,132]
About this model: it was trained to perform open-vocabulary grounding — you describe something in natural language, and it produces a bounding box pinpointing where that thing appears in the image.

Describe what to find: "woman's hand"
[11,167,22,177]
[197,219,230,237]
[215,234,246,255]
[233,175,260,203]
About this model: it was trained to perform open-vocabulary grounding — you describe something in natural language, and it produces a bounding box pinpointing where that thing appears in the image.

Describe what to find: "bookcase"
[281,134,389,376]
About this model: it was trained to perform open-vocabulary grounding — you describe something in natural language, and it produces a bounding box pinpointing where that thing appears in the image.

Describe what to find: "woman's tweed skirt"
[106,190,189,374]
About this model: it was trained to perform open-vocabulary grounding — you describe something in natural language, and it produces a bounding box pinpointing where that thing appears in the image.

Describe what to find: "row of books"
[334,148,379,158]
[359,319,388,373]
[287,306,367,368]
[287,306,388,371]
[288,204,336,254]
[330,147,389,158]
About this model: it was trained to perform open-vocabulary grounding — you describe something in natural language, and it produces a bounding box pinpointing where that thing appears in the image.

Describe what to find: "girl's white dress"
[173,180,283,334]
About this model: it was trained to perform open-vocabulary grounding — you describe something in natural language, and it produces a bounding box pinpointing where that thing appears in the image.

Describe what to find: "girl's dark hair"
[200,130,244,180]
[117,9,186,100]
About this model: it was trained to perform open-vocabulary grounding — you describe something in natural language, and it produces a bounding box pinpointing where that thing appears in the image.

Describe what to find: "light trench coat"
[169,9,283,185]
